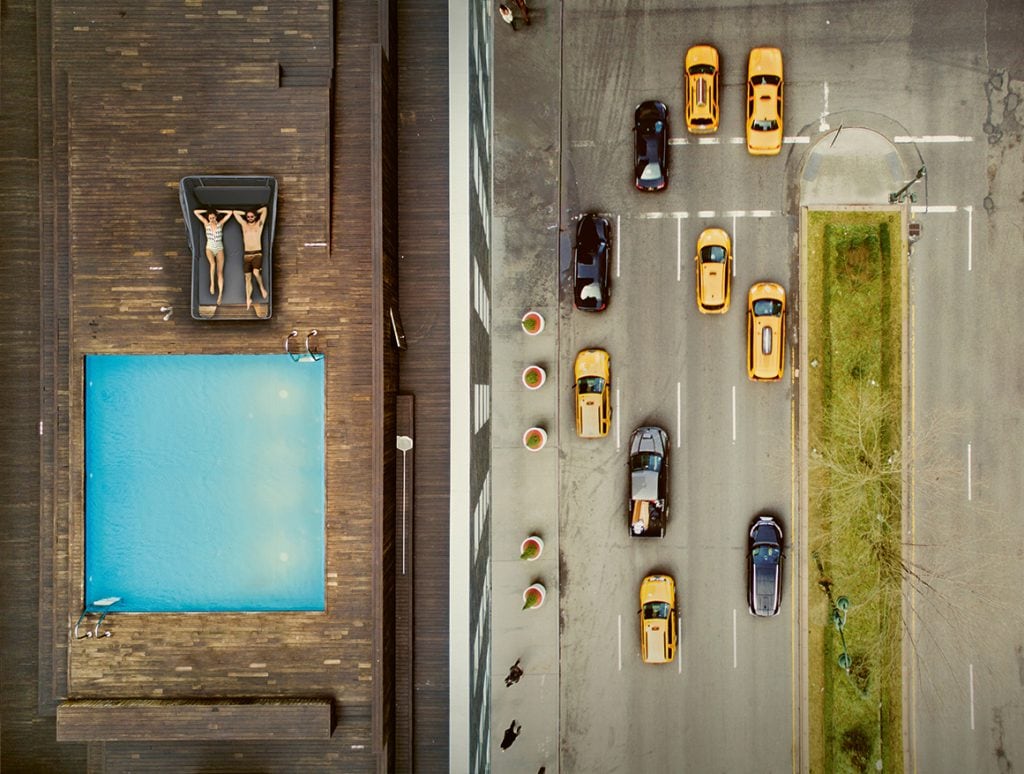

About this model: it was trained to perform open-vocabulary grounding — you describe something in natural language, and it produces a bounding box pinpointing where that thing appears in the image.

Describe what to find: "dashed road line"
[616,214,621,278]
[895,135,975,143]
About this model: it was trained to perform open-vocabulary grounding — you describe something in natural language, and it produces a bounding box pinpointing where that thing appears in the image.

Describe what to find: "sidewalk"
[489,1,563,771]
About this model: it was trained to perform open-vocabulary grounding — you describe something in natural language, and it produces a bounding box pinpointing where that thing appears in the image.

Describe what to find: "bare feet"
[260,286,268,299]
[217,289,223,304]
[210,282,215,295]
[246,296,252,310]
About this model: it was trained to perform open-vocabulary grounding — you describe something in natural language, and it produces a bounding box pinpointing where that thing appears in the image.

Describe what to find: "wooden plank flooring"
[1,0,455,770]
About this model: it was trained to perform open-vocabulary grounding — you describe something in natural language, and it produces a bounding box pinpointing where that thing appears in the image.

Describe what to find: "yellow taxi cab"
[694,227,732,313]
[639,574,677,664]
[574,348,611,438]
[745,47,784,156]
[746,282,786,381]
[684,45,720,134]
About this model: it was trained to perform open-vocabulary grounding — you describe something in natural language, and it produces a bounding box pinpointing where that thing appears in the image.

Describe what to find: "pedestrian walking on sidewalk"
[500,720,522,750]
[498,3,518,30]
[504,658,524,687]
[513,0,531,25]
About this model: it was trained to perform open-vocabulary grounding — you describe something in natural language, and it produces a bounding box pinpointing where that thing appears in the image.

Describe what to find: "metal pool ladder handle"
[305,329,323,361]
[285,330,301,361]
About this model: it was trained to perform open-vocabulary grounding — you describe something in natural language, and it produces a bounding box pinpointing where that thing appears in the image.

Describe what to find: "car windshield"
[752,544,780,565]
[751,75,780,86]
[577,376,605,394]
[750,118,779,132]
[639,162,662,181]
[701,244,727,263]
[631,452,662,472]
[753,298,783,316]
[643,601,671,619]
[691,117,712,125]
[689,64,715,76]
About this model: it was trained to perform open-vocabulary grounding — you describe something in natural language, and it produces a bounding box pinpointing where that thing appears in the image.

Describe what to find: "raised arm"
[193,209,208,224]
[257,206,268,226]
[216,210,233,227]
[230,210,245,226]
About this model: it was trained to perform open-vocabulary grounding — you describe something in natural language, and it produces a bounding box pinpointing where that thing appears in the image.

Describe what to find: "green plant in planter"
[522,586,545,609]
[523,316,539,333]
[526,432,543,449]
[524,369,541,387]
[520,537,543,560]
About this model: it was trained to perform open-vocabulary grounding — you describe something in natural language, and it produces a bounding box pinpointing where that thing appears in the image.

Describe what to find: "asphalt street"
[490,1,1024,771]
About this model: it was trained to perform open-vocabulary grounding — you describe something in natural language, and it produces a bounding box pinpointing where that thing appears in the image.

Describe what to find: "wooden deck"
[1,0,453,771]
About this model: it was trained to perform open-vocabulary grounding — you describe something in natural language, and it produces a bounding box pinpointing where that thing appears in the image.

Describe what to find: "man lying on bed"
[232,206,269,310]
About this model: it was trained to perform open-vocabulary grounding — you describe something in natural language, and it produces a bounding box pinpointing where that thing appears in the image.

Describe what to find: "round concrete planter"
[521,310,545,335]
[520,536,544,561]
[523,427,547,451]
[522,582,547,610]
[522,365,546,390]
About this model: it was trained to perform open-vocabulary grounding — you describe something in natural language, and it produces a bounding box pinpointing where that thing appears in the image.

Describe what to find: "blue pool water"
[84,354,325,612]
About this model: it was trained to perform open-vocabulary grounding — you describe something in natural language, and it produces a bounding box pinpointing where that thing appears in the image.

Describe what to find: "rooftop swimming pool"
[84,354,325,612]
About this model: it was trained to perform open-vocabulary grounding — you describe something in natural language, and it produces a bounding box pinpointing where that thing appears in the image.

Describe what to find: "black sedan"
[573,214,611,311]
[748,515,783,616]
[633,101,669,191]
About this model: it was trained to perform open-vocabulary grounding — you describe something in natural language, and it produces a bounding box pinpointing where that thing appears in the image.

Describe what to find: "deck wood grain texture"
[1,0,453,770]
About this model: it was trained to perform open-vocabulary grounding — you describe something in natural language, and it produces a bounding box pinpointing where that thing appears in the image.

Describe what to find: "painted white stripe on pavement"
[783,136,810,144]
[616,214,621,278]
[895,135,975,143]
[819,82,830,132]
[726,210,747,218]
[697,137,720,144]
[618,614,623,672]
[676,382,682,445]
[733,608,738,668]
[615,388,621,450]
[966,205,973,271]
[750,210,775,218]
[676,217,682,282]
[732,385,737,443]
[732,214,738,276]
[911,205,958,213]
[969,663,975,729]
[967,443,973,500]
[697,210,716,219]
[638,211,689,219]
[571,140,596,147]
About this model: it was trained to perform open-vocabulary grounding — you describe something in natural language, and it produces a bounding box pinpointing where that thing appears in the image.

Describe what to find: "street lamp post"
[889,165,927,204]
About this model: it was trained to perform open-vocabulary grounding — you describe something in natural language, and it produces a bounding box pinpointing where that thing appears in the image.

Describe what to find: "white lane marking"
[39,421,44,436]
[728,137,745,144]
[616,388,621,450]
[895,135,975,143]
[733,608,738,668]
[732,214,738,276]
[732,385,737,443]
[678,614,683,674]
[636,211,784,220]
[911,205,958,214]
[783,136,810,144]
[676,382,682,445]
[967,443,972,501]
[638,211,690,219]
[618,614,623,672]
[697,137,720,144]
[668,138,687,145]
[677,216,682,282]
[819,82,830,132]
[969,663,975,729]
[966,205,973,271]
[616,214,621,278]
[571,140,596,147]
